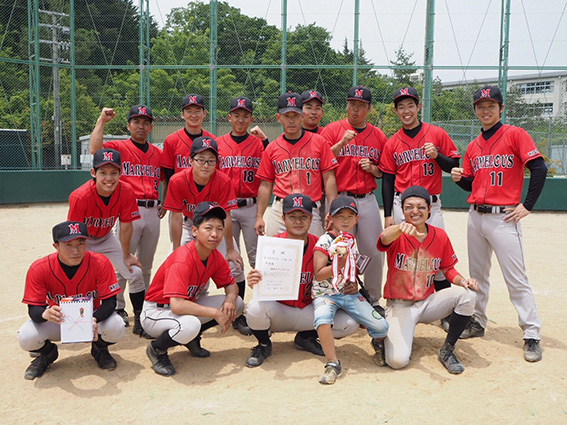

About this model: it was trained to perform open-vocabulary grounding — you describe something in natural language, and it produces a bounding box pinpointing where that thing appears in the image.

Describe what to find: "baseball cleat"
[185,335,210,358]
[91,341,117,370]
[459,317,485,339]
[232,315,252,336]
[438,342,464,374]
[116,309,130,327]
[24,342,58,380]
[371,338,386,367]
[294,333,324,356]
[319,361,342,385]
[523,339,542,362]
[146,343,176,376]
[246,343,272,368]
[440,315,451,333]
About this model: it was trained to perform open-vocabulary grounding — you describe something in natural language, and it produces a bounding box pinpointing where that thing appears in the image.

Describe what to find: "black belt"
[473,204,507,214]
[346,191,370,199]
[395,192,438,203]
[157,303,169,308]
[237,197,257,208]
[137,199,159,208]
[275,196,283,202]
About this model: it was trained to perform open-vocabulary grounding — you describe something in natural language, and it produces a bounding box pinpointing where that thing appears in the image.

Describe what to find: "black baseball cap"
[393,87,420,105]
[190,136,218,157]
[301,90,324,105]
[181,93,206,110]
[277,92,303,114]
[127,104,153,122]
[347,85,372,104]
[193,202,227,225]
[93,148,121,169]
[329,196,359,216]
[52,221,90,243]
[473,86,503,105]
[282,193,313,216]
[401,185,431,206]
[230,97,253,113]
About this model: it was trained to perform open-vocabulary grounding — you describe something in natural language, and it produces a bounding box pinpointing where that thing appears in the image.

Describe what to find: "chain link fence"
[1,1,566,173]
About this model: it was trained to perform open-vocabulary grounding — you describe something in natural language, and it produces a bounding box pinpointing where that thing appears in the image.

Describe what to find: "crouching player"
[18,221,125,380]
[141,202,244,376]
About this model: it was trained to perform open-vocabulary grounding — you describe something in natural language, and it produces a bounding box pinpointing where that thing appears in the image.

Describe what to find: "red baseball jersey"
[22,251,120,309]
[377,225,458,301]
[68,180,140,238]
[102,139,162,200]
[321,119,387,194]
[380,123,461,194]
[275,232,318,309]
[462,124,543,206]
[256,132,338,202]
[145,240,235,304]
[160,128,216,173]
[163,168,237,220]
[216,133,264,198]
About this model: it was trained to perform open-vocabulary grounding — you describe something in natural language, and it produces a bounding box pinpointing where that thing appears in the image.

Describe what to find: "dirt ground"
[1,203,566,424]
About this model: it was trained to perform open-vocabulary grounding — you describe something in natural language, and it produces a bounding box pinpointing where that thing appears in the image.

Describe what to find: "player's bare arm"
[384,217,395,228]
[380,223,425,245]
[451,167,464,182]
[220,283,239,325]
[42,305,63,324]
[171,212,184,250]
[359,158,382,178]
[89,107,116,154]
[330,129,356,156]
[322,170,338,206]
[223,212,244,270]
[254,180,273,236]
[119,221,142,272]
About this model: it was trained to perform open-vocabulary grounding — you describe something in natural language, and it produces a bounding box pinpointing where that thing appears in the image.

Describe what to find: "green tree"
[390,47,418,86]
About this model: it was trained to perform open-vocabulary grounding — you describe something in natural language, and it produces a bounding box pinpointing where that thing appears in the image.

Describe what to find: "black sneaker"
[246,343,273,367]
[116,309,129,327]
[524,339,542,362]
[232,315,252,336]
[438,342,464,374]
[319,361,342,385]
[459,317,485,339]
[185,335,210,358]
[294,333,324,356]
[24,343,58,380]
[133,311,153,339]
[91,341,117,370]
[146,343,176,376]
[371,338,386,367]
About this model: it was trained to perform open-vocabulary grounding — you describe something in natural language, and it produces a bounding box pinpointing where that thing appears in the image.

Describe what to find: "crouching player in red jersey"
[141,203,244,376]
[377,186,478,374]
[18,221,125,380]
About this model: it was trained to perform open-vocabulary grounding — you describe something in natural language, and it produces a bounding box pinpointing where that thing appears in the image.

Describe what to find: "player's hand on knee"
[451,167,464,182]
[215,310,231,333]
[503,204,530,224]
[42,305,63,324]
[99,107,115,123]
[254,217,265,236]
[461,278,478,291]
[221,301,237,322]
[247,269,262,288]
[226,249,244,270]
[423,142,438,159]
[92,319,99,341]
[124,253,143,273]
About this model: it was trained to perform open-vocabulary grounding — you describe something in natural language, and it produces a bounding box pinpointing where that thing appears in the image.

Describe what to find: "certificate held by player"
[254,236,303,301]
[60,297,94,343]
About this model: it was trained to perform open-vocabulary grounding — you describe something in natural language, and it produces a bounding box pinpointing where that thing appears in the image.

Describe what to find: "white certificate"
[60,297,94,343]
[254,236,303,301]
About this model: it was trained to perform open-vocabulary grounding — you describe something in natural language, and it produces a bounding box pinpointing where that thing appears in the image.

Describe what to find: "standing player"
[245,194,359,368]
[377,186,478,374]
[380,87,461,296]
[321,85,387,313]
[67,148,145,332]
[254,92,339,237]
[18,221,125,380]
[89,105,165,337]
[451,86,547,362]
[141,203,244,376]
[217,96,264,335]
[301,89,325,134]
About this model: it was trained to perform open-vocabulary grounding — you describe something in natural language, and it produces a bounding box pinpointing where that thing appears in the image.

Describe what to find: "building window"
[516,81,554,94]
[526,103,553,116]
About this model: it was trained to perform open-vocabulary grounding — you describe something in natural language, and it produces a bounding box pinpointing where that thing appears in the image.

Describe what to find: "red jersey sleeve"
[379,137,398,175]
[67,191,87,223]
[210,250,236,288]
[256,147,276,182]
[93,253,121,299]
[317,136,339,173]
[163,172,185,213]
[160,133,177,170]
[22,260,49,306]
[118,183,141,223]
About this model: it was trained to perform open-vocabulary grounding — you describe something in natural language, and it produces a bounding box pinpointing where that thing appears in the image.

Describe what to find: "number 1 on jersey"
[489,171,503,186]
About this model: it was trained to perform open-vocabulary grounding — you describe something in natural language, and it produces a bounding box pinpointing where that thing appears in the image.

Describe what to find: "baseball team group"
[17,83,547,385]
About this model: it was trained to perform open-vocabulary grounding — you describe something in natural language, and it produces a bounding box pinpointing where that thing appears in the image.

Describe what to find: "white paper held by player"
[254,236,303,301]
[60,297,94,343]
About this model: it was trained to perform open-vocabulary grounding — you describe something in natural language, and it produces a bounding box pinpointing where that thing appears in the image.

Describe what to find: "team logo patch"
[481,88,491,98]
[372,310,381,320]
[528,149,539,157]
[287,97,296,107]
[399,88,409,96]
[355,89,363,98]
[138,106,147,115]
[109,283,120,292]
[293,197,303,207]
[68,223,80,234]
[103,152,113,161]
[309,90,318,98]
[132,211,140,218]
[358,295,365,302]
[188,95,197,104]
[202,138,211,148]
[237,99,246,108]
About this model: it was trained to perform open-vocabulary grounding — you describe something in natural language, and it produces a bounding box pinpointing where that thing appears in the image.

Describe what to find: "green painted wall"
[0,171,565,211]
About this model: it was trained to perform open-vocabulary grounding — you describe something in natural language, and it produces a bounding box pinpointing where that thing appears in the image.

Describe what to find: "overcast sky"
[148,0,567,82]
